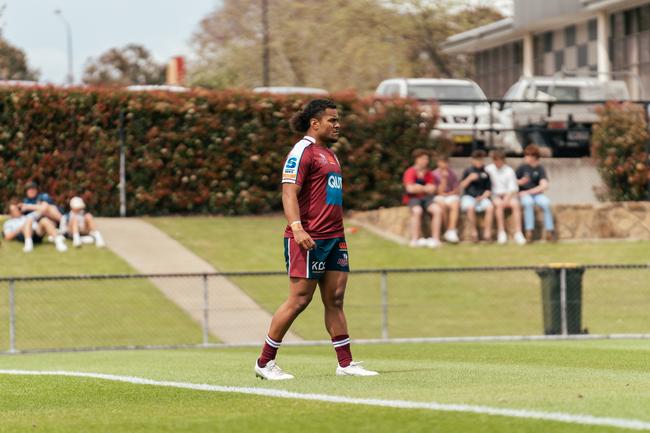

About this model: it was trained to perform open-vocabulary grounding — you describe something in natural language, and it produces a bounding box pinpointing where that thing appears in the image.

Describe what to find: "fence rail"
[2,264,649,354]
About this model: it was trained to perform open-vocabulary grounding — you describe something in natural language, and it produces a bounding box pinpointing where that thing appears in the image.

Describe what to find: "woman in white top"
[485,150,526,245]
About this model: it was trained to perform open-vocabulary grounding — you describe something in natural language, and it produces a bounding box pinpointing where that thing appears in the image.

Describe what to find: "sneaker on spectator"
[443,229,459,244]
[426,238,441,248]
[72,233,82,248]
[23,238,33,253]
[514,232,526,245]
[497,231,508,245]
[54,235,68,252]
[416,237,428,247]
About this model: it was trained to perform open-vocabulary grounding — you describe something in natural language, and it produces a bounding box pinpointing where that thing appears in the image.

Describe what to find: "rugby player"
[254,99,378,380]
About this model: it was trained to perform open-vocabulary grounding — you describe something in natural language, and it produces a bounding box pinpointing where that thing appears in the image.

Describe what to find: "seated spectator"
[485,150,526,245]
[3,200,67,253]
[402,149,442,248]
[432,155,460,244]
[459,150,494,242]
[20,181,62,223]
[516,144,555,242]
[60,196,105,248]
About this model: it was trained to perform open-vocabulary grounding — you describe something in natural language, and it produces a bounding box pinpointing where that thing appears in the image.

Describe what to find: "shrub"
[591,102,650,201]
[0,87,438,215]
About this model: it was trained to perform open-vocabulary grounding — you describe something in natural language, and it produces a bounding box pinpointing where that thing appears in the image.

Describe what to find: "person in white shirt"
[485,150,526,245]
[59,196,105,248]
[3,201,67,252]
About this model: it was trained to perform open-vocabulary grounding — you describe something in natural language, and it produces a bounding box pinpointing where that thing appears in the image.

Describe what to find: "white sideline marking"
[2,369,650,431]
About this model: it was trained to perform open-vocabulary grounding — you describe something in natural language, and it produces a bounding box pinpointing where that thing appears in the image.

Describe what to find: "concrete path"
[96,218,301,344]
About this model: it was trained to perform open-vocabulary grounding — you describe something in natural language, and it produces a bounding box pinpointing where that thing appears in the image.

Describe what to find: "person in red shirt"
[254,99,378,380]
[403,149,442,248]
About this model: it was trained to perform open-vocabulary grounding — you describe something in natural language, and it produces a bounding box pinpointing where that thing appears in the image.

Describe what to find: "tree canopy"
[82,44,165,86]
[189,0,503,93]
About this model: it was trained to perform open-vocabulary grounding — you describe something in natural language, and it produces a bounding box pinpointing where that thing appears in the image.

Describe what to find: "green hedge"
[0,87,436,215]
[592,102,650,201]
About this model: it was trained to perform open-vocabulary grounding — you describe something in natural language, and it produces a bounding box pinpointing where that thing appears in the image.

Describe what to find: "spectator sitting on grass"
[459,150,494,243]
[3,200,67,253]
[432,154,460,244]
[59,196,105,248]
[485,149,526,245]
[402,149,442,248]
[516,144,555,242]
[20,181,62,224]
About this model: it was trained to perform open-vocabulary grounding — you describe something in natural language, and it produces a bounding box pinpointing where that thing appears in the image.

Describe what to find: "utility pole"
[261,0,270,86]
[54,9,74,85]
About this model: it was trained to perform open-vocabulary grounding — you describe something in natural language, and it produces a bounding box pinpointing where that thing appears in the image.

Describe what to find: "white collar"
[303,135,316,143]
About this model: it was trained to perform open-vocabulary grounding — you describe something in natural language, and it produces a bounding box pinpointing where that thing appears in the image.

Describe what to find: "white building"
[443,0,650,99]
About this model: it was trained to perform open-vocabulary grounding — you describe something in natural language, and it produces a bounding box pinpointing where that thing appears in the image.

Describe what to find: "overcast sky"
[3,0,219,84]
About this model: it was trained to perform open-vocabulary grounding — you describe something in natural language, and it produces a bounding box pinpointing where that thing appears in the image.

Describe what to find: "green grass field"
[2,341,650,433]
[149,216,650,339]
[0,238,206,350]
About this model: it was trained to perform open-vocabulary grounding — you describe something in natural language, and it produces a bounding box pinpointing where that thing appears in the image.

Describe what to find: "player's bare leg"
[319,271,377,377]
[255,278,317,380]
[269,278,317,340]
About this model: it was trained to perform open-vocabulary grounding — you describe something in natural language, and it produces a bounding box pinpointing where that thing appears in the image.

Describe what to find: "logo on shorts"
[326,173,343,206]
[311,261,326,272]
[338,242,347,251]
[337,253,348,267]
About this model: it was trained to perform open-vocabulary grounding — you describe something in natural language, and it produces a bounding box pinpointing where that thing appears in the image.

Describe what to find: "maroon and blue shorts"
[284,237,350,279]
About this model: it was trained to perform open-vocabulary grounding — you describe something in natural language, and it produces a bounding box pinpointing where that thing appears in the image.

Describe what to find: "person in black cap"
[19,181,63,223]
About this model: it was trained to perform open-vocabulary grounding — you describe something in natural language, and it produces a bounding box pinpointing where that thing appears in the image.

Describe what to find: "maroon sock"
[257,336,281,368]
[332,334,352,367]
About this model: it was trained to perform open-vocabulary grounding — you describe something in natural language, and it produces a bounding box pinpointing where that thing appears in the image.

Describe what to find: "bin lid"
[548,263,581,268]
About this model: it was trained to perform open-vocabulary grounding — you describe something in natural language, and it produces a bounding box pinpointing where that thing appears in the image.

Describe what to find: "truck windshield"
[407,84,484,102]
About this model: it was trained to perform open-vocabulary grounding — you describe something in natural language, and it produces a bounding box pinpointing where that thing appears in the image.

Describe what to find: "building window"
[624,8,638,36]
[555,50,564,71]
[544,32,554,53]
[565,25,576,47]
[640,5,650,32]
[513,41,523,65]
[577,44,588,67]
[588,19,597,41]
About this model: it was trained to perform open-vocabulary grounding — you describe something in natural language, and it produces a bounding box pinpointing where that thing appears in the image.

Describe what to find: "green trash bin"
[535,264,585,335]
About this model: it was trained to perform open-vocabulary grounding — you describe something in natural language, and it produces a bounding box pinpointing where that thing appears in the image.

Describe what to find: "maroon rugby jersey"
[282,136,344,239]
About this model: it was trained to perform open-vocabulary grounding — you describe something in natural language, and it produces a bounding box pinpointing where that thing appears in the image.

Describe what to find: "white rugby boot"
[255,360,294,380]
[336,361,379,377]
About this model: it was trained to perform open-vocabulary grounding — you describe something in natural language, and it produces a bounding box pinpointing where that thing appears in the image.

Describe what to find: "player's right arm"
[281,140,315,250]
[282,184,315,250]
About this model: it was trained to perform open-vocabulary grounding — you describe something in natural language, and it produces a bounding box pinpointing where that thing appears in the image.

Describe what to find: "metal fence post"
[119,110,127,217]
[380,271,389,340]
[9,279,16,353]
[202,274,209,346]
[560,268,568,336]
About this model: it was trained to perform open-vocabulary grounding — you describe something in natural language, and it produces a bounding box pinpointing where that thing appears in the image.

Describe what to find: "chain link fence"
[1,264,649,353]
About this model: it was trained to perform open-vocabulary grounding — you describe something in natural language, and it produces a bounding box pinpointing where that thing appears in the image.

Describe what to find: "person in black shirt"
[459,150,494,242]
[516,144,555,242]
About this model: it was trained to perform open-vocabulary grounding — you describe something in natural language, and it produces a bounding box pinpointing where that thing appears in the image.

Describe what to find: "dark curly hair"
[290,99,337,133]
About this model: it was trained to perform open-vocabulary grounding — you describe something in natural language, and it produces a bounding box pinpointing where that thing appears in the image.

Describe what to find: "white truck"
[374,78,501,155]
[499,76,630,156]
